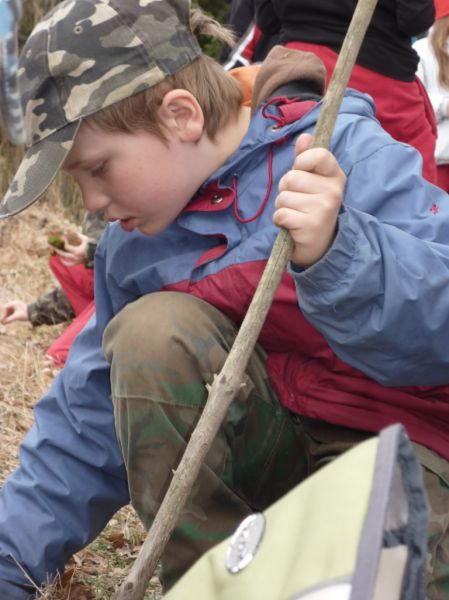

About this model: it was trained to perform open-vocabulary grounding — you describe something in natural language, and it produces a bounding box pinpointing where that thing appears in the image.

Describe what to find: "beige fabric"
[251,45,326,115]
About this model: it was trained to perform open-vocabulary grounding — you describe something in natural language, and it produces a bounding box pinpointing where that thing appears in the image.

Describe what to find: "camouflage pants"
[103,292,449,597]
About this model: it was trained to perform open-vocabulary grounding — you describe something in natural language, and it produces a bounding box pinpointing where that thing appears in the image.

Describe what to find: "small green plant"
[47,234,65,250]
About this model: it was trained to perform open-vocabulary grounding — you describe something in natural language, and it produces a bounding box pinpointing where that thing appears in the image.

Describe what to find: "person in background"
[0,210,105,367]
[220,0,279,69]
[255,0,439,184]
[414,0,449,191]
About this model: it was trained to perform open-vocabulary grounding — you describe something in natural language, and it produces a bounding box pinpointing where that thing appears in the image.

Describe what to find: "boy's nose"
[82,189,110,213]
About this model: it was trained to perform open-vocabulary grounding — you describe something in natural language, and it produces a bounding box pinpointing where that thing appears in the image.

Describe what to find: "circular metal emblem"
[226,513,265,574]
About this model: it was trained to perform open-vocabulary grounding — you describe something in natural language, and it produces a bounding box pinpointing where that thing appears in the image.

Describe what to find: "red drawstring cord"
[232,99,294,224]
[261,96,300,126]
[232,144,274,224]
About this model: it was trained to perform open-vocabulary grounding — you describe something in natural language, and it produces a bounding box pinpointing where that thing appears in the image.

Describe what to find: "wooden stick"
[113,0,379,598]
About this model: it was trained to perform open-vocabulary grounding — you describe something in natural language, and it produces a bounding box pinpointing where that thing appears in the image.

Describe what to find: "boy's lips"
[119,217,137,232]
[106,216,137,232]
[107,216,137,232]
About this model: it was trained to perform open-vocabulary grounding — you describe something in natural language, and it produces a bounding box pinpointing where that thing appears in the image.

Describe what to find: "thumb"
[62,242,75,253]
[2,310,14,324]
[294,132,314,158]
[0,306,11,323]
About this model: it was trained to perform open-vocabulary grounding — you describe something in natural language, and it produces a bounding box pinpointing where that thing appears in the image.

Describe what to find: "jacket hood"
[250,45,326,114]
[207,47,377,186]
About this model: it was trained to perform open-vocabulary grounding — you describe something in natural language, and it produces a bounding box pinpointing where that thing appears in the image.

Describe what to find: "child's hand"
[273,133,346,268]
[0,300,29,324]
[51,233,89,266]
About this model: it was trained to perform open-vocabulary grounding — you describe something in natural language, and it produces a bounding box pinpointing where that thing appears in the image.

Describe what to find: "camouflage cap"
[0,0,201,219]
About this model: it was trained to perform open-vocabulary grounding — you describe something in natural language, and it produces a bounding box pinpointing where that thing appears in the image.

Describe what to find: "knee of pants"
[103,291,238,386]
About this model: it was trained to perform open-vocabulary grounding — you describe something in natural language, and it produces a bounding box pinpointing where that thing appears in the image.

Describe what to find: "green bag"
[164,424,429,600]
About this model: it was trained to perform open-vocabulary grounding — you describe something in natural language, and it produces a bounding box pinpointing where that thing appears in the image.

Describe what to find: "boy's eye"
[91,162,107,177]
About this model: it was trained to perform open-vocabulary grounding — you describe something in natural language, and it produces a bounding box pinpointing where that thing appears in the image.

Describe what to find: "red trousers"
[48,254,94,315]
[437,164,449,193]
[286,42,438,185]
[45,255,95,367]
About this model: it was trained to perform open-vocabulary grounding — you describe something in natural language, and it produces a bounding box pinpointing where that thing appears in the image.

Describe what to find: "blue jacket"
[2,89,449,597]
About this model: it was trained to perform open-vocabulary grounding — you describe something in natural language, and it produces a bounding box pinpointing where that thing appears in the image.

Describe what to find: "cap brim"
[0,120,80,219]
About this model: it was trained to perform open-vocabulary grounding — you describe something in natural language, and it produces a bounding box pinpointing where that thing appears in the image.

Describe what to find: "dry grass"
[0,179,162,600]
[0,3,163,594]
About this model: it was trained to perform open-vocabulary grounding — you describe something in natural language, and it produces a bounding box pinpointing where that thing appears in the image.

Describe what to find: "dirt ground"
[0,199,162,599]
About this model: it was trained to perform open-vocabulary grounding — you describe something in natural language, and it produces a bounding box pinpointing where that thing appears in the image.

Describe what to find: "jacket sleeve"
[228,0,257,39]
[396,0,435,36]
[27,286,75,326]
[255,0,281,35]
[292,128,449,387]
[0,253,129,595]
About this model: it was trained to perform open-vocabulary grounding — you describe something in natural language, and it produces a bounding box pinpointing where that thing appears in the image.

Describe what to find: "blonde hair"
[431,16,449,89]
[90,9,242,141]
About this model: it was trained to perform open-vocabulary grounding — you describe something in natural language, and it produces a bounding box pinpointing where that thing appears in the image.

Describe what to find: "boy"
[0,0,448,598]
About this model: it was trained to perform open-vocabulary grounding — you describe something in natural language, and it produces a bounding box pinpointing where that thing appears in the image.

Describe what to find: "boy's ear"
[157,90,205,142]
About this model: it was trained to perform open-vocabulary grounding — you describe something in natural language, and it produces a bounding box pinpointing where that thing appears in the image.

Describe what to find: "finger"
[294,132,314,157]
[61,258,76,267]
[291,147,343,181]
[0,306,12,321]
[62,249,79,261]
[273,206,309,231]
[275,190,338,216]
[278,163,345,209]
[278,168,335,194]
[63,242,78,253]
[53,248,73,260]
[2,311,16,324]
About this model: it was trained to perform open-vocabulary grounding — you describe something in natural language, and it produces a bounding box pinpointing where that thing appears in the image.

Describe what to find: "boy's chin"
[136,221,169,236]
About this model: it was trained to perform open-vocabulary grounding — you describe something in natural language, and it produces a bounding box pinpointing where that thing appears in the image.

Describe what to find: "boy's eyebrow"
[64,157,98,171]
[63,158,83,171]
